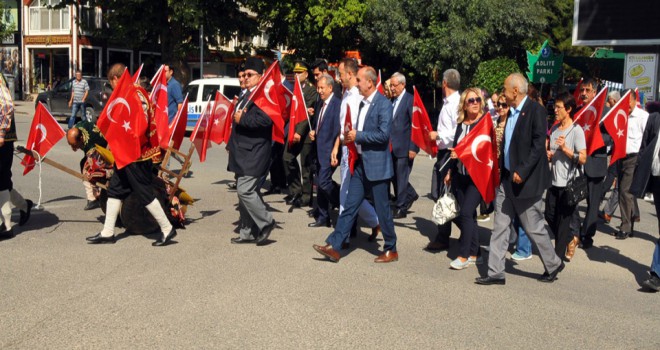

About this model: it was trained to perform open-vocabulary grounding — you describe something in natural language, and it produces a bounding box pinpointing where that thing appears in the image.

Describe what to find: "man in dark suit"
[389,72,419,219]
[283,61,319,207]
[311,59,342,99]
[313,66,398,263]
[476,73,564,285]
[308,74,341,227]
[227,57,276,245]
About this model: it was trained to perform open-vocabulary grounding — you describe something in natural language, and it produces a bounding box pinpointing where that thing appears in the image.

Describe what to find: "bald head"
[67,127,82,151]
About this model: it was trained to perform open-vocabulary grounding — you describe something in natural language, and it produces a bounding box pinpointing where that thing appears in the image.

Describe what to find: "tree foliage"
[470,58,520,94]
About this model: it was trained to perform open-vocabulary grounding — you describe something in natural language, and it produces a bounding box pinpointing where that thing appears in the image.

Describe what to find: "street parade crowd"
[1,56,659,292]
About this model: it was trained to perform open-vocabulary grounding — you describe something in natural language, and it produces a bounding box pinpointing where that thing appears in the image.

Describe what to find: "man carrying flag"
[227,57,276,245]
[87,63,176,246]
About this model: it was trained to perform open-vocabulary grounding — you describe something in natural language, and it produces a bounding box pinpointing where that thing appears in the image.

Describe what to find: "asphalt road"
[1,101,659,349]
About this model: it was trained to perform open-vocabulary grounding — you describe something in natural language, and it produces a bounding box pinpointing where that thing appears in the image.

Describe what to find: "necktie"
[316,103,326,133]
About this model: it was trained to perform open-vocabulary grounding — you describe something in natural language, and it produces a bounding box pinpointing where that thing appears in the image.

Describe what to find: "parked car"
[35,77,111,124]
[183,77,241,130]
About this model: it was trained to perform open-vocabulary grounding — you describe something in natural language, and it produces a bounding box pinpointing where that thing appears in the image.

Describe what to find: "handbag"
[565,164,587,206]
[432,184,460,225]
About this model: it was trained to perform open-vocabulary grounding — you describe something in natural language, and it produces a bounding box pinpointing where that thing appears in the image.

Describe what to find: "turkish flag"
[635,88,642,108]
[574,78,583,108]
[97,69,149,169]
[149,65,170,149]
[573,86,607,155]
[209,91,234,144]
[132,63,143,84]
[602,90,631,166]
[287,75,310,148]
[453,113,499,203]
[190,96,213,162]
[222,97,237,144]
[249,60,286,144]
[21,102,65,175]
[376,69,385,95]
[344,104,359,175]
[168,93,188,150]
[411,86,438,157]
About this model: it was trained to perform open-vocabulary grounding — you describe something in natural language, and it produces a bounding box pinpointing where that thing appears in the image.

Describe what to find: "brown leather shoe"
[313,244,341,262]
[368,225,380,242]
[424,242,449,251]
[565,236,579,261]
[374,250,398,263]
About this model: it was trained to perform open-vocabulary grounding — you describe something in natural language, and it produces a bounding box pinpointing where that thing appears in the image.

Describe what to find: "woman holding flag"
[444,87,493,270]
[545,92,586,261]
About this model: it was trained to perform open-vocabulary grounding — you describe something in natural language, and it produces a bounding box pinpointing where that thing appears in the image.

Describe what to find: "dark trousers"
[326,159,396,252]
[545,186,575,260]
[618,155,639,233]
[0,142,14,191]
[452,173,481,258]
[284,141,313,202]
[269,142,287,189]
[392,153,417,210]
[316,162,337,222]
[581,175,606,243]
[107,161,156,206]
[652,177,660,229]
[433,149,452,244]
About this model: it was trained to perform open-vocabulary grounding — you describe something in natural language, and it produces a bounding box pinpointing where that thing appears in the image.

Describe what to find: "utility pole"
[199,25,203,79]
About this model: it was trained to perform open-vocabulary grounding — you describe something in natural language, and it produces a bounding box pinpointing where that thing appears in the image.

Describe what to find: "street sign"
[526,40,563,84]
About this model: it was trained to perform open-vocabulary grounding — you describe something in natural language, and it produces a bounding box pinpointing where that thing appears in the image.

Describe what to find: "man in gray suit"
[476,73,564,285]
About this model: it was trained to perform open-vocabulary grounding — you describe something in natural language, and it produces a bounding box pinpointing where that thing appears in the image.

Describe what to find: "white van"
[183,77,242,130]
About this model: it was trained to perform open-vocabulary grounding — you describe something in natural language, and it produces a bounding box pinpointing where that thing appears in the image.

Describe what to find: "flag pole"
[437,157,451,174]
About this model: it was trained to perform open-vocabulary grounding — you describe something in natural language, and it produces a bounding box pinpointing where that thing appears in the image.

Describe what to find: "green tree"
[470,58,521,93]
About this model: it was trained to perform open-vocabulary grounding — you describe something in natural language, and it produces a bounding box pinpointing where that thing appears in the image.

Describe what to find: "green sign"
[526,40,563,84]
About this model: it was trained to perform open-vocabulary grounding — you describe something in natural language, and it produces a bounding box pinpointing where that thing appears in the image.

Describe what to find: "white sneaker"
[644,193,654,202]
[511,252,532,261]
[450,258,470,270]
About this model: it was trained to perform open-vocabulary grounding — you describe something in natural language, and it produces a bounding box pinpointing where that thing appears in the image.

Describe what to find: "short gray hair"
[361,66,378,85]
[391,72,406,85]
[608,90,621,102]
[443,69,460,90]
[507,73,528,94]
[317,73,335,87]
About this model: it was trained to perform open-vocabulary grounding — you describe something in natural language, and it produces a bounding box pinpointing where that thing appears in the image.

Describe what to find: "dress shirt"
[626,106,649,154]
[392,92,404,117]
[355,90,378,154]
[316,95,333,133]
[339,86,362,141]
[504,95,528,171]
[436,90,460,149]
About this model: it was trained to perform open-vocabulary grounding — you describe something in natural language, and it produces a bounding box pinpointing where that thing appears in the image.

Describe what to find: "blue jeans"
[514,217,532,257]
[69,102,85,128]
[652,239,660,277]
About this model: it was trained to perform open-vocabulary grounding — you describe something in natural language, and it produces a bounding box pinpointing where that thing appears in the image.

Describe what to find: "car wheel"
[85,106,96,123]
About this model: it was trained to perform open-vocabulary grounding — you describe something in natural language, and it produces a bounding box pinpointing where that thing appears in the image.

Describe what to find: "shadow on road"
[583,245,650,285]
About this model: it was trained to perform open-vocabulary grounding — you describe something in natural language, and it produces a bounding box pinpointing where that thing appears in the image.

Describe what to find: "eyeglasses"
[245,72,259,78]
[466,97,482,105]
[580,87,593,92]
[497,103,508,108]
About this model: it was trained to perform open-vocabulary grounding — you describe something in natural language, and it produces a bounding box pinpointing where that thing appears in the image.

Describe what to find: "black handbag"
[565,164,588,206]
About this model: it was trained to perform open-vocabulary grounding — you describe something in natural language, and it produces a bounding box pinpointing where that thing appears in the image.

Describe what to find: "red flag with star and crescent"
[573,78,583,108]
[287,75,310,148]
[97,69,149,169]
[168,93,188,150]
[149,65,170,149]
[190,96,213,162]
[411,86,438,158]
[21,102,66,175]
[344,104,359,175]
[209,91,234,144]
[602,90,631,166]
[573,86,607,155]
[452,113,499,203]
[248,60,286,144]
[222,97,237,144]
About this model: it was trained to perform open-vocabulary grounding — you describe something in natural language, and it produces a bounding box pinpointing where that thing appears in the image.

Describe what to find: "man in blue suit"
[389,72,419,219]
[313,66,398,263]
[308,74,341,227]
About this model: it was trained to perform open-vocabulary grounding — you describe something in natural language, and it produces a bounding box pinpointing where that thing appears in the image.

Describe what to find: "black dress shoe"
[308,219,331,228]
[475,276,505,285]
[393,209,407,219]
[256,220,276,246]
[19,199,33,226]
[152,228,178,247]
[404,194,419,211]
[615,231,631,240]
[84,199,100,211]
[0,227,15,239]
[286,193,301,205]
[263,187,282,196]
[231,237,256,244]
[86,233,116,244]
[538,261,565,283]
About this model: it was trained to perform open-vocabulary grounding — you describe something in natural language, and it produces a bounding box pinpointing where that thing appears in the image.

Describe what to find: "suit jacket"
[631,112,660,197]
[500,98,551,199]
[294,81,319,145]
[227,92,273,177]
[390,91,420,157]
[313,96,341,168]
[356,92,394,181]
[583,106,612,178]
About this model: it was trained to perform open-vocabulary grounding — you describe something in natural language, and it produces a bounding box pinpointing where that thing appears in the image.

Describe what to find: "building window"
[29,0,70,32]
[79,5,102,31]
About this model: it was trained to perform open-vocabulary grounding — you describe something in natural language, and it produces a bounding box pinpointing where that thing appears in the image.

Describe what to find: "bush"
[470,58,521,94]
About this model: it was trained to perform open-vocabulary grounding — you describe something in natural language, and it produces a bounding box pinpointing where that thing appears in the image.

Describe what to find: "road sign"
[527,40,563,84]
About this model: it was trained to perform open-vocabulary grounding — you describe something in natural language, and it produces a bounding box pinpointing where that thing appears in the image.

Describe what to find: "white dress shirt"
[339,86,362,139]
[392,92,404,117]
[316,95,333,133]
[436,90,460,149]
[355,90,378,154]
[627,106,649,154]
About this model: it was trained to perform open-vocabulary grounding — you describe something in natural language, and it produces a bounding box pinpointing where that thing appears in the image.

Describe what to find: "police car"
[183,77,241,130]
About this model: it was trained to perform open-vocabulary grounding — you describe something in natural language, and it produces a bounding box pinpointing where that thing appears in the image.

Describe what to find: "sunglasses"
[497,102,508,108]
[466,97,482,104]
[245,72,259,78]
